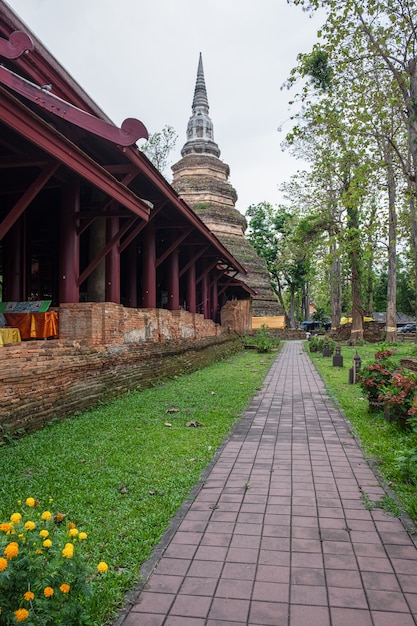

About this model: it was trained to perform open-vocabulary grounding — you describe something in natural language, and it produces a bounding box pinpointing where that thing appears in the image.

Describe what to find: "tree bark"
[408,57,417,202]
[347,203,364,344]
[409,187,417,344]
[274,274,290,328]
[329,239,342,329]
[385,144,397,343]
[289,286,296,328]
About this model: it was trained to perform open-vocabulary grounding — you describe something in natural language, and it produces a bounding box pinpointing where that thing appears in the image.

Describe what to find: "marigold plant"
[0,498,108,625]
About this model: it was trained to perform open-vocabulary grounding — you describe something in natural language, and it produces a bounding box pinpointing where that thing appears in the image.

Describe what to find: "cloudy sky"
[5,0,324,215]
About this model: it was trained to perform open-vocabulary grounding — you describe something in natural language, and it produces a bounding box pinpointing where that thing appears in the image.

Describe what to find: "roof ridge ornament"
[0,30,34,59]
[0,61,148,147]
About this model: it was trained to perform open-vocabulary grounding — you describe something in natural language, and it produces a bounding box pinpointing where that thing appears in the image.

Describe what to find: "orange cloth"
[4,312,58,340]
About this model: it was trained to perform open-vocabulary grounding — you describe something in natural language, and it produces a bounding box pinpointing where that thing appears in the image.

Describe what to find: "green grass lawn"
[0,348,276,625]
[307,340,417,524]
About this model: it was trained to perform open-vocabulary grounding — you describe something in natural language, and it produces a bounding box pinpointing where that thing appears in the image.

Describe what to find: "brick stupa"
[172,54,282,317]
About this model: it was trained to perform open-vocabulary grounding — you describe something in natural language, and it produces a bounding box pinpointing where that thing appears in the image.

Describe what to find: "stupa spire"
[192,52,209,110]
[181,53,220,158]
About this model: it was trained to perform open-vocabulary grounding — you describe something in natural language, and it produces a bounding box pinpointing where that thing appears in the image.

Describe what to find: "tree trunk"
[385,145,397,343]
[289,286,296,328]
[347,204,364,344]
[364,201,378,316]
[303,282,310,320]
[408,57,417,203]
[275,274,290,328]
[329,239,342,329]
[409,187,417,344]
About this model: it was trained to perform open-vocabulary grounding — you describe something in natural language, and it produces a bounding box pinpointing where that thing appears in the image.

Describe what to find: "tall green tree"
[288,0,417,333]
[245,203,314,327]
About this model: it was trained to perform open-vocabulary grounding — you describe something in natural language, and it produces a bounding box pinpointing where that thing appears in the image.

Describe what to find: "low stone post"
[332,345,343,367]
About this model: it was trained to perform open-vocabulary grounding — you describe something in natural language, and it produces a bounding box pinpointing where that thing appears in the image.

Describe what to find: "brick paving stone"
[169,594,211,618]
[353,543,387,558]
[330,607,373,626]
[178,576,218,596]
[145,575,184,594]
[290,604,331,626]
[208,597,250,622]
[116,342,417,626]
[326,568,363,589]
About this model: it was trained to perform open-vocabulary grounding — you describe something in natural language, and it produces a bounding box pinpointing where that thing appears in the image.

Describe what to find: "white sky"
[5,0,323,215]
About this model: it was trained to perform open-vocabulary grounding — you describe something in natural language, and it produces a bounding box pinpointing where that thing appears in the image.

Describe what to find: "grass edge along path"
[306,341,417,529]
[0,348,277,625]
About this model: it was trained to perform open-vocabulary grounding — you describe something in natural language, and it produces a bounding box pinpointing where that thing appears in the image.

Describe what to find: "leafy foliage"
[140,125,178,178]
[283,0,417,340]
[0,500,107,625]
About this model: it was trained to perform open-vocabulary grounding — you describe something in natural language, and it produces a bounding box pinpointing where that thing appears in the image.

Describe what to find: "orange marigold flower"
[0,522,12,533]
[4,541,19,560]
[59,583,70,593]
[25,498,35,507]
[62,543,74,558]
[36,549,43,555]
[69,528,78,537]
[97,561,108,573]
[67,522,76,529]
[10,513,22,524]
[14,608,29,622]
[24,521,36,531]
[0,557,8,571]
[78,531,88,540]
[23,591,34,602]
[43,587,54,598]
[43,539,52,548]
[39,529,49,538]
[41,511,52,521]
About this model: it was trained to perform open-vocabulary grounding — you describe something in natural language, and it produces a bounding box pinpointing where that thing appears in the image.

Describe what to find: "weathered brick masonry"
[0,303,244,440]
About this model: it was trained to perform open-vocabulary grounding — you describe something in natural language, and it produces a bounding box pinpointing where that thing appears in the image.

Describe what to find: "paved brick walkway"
[117,341,417,626]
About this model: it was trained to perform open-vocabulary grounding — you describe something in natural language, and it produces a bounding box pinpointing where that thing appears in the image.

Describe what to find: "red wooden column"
[187,262,197,313]
[4,220,23,301]
[142,223,156,308]
[211,275,219,322]
[202,272,210,319]
[105,216,120,303]
[59,177,80,303]
[168,243,179,311]
[126,243,138,307]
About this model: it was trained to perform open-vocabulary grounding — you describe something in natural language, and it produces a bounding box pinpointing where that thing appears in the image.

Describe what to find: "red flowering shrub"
[378,369,417,417]
[358,351,396,401]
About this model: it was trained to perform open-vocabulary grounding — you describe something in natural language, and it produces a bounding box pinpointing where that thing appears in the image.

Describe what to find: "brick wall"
[0,334,242,440]
[59,303,222,345]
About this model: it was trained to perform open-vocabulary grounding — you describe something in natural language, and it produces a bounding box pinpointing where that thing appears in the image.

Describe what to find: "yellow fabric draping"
[4,312,58,340]
[0,327,21,346]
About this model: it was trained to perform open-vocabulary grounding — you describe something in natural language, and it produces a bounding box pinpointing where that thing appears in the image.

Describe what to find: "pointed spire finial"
[181,53,220,158]
[192,52,209,111]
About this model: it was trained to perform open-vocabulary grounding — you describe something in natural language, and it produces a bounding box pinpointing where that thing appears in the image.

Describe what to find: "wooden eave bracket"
[0,88,150,220]
[0,53,148,147]
[0,30,33,59]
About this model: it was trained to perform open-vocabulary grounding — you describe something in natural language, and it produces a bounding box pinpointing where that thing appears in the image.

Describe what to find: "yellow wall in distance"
[252,316,286,330]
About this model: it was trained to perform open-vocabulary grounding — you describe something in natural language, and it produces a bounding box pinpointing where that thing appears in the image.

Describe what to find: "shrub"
[394,446,417,485]
[253,325,279,353]
[357,350,397,402]
[377,368,417,418]
[0,498,108,625]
